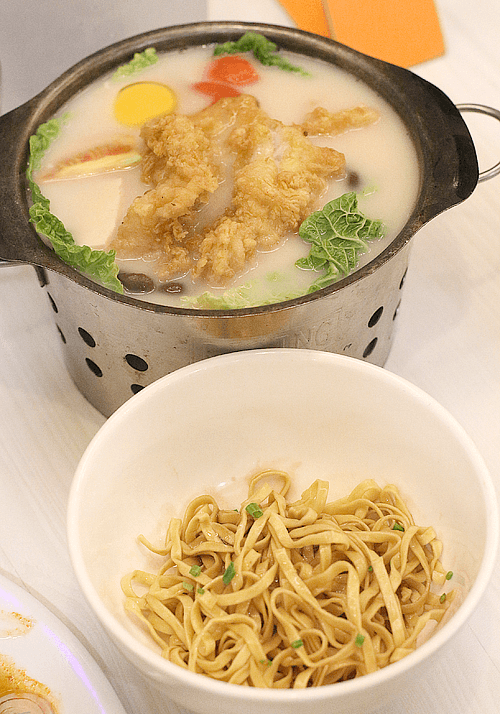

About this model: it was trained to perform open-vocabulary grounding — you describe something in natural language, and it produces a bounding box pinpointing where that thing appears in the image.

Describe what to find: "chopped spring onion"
[291,639,303,649]
[189,565,202,577]
[197,587,205,595]
[182,581,194,591]
[440,593,447,603]
[393,522,405,532]
[446,571,454,580]
[355,634,365,648]
[223,561,236,585]
[245,502,264,519]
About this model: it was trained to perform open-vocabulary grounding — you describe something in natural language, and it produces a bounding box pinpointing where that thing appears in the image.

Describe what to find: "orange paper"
[323,0,444,66]
[277,0,330,37]
[277,0,444,67]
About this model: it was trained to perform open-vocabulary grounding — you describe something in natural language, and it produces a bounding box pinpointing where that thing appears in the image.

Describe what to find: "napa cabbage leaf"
[214,32,310,75]
[296,192,385,293]
[182,192,384,309]
[112,47,159,80]
[26,117,123,293]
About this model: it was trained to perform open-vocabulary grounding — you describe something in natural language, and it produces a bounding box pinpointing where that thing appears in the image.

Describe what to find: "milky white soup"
[35,43,420,308]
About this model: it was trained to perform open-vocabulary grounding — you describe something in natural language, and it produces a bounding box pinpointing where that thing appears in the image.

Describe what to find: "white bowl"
[67,349,499,714]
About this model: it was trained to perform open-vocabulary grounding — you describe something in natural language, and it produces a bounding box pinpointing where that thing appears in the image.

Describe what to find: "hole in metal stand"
[368,306,384,328]
[56,325,66,344]
[363,337,378,358]
[47,293,58,313]
[86,358,103,378]
[125,354,149,372]
[78,327,96,348]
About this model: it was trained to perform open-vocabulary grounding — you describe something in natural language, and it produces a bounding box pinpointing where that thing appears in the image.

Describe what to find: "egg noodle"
[121,470,454,688]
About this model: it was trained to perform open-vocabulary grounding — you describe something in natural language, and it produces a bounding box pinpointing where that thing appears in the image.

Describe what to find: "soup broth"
[35,40,420,308]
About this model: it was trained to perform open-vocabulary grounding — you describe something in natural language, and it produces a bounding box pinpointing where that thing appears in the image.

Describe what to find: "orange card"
[277,0,330,37]
[277,0,445,67]
[322,0,444,66]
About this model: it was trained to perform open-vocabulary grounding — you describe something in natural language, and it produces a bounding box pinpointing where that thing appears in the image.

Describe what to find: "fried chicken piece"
[111,95,348,285]
[299,105,380,136]
[109,113,220,276]
[193,116,345,283]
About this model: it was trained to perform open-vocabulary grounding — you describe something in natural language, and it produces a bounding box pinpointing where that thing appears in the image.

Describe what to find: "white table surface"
[1,1,499,712]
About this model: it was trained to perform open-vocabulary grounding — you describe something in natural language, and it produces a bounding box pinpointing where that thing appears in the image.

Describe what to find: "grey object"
[0,22,496,416]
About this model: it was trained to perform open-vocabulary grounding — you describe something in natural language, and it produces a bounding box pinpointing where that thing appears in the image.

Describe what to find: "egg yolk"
[114,82,176,126]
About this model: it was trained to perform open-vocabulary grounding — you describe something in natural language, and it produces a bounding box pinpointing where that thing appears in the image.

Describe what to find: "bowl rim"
[67,349,499,701]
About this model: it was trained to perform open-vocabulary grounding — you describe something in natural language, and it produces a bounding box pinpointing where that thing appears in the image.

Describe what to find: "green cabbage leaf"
[26,117,123,294]
[296,192,385,293]
[112,47,159,80]
[182,192,384,309]
[214,32,310,75]
[181,273,303,310]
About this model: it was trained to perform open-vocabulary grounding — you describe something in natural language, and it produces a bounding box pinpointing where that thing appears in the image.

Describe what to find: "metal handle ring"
[457,103,500,182]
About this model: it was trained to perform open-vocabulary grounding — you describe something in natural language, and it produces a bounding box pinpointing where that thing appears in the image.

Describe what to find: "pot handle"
[457,103,500,182]
[0,99,60,270]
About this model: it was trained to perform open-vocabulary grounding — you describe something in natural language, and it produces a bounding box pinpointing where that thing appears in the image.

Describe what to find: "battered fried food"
[110,96,376,286]
[299,105,380,137]
[109,113,220,277]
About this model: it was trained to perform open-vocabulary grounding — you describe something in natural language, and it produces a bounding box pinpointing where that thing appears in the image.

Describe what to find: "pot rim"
[0,20,479,316]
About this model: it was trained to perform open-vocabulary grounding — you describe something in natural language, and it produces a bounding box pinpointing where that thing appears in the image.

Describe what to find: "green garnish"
[291,639,303,649]
[181,193,384,309]
[214,32,309,75]
[27,118,123,294]
[446,571,453,580]
[197,587,205,595]
[222,561,236,585]
[392,522,405,532]
[112,47,159,80]
[189,565,202,577]
[182,581,194,591]
[355,633,365,647]
[181,283,256,309]
[180,273,303,310]
[440,593,447,603]
[245,503,264,519]
[185,192,385,309]
[296,192,385,293]
[368,565,373,572]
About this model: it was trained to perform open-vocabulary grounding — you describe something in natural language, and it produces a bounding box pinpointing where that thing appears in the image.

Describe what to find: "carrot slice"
[205,55,260,86]
[192,80,241,103]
